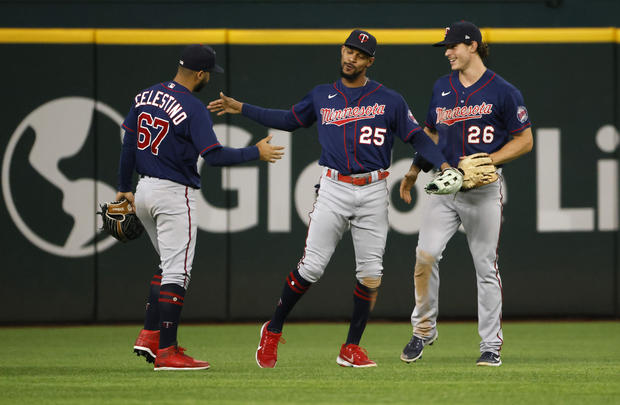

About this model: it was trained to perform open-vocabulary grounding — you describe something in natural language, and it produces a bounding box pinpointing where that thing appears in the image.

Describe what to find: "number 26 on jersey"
[468,125,495,144]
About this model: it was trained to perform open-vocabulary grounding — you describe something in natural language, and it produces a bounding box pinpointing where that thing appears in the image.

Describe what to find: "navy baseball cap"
[179,44,224,73]
[433,21,482,47]
[344,29,377,57]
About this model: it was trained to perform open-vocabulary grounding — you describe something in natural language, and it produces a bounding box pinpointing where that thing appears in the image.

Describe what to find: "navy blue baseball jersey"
[425,69,531,167]
[119,81,222,190]
[242,79,446,174]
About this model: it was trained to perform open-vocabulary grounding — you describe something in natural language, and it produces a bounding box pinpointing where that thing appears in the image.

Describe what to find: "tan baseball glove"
[97,199,144,242]
[458,153,498,190]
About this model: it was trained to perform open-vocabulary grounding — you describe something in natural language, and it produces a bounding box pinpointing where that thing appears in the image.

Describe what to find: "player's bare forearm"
[256,134,285,163]
[206,92,243,116]
[399,163,421,204]
[489,127,533,165]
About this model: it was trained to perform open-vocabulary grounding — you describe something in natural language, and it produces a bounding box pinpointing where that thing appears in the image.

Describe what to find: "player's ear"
[470,41,479,53]
[196,70,208,80]
[366,56,375,68]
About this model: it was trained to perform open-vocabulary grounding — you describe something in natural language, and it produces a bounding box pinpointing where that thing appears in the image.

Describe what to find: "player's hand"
[399,165,420,204]
[256,134,285,163]
[207,92,243,116]
[115,191,136,211]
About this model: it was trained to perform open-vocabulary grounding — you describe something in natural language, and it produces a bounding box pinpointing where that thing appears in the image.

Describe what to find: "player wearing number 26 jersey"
[425,68,531,166]
[399,21,533,367]
[208,29,451,368]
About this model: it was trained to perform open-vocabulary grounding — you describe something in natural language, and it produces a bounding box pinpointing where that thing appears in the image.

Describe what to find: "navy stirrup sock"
[346,281,374,345]
[268,269,311,333]
[143,270,162,331]
[158,283,186,349]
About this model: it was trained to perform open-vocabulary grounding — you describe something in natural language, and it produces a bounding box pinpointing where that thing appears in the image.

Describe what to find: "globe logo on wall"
[2,97,124,257]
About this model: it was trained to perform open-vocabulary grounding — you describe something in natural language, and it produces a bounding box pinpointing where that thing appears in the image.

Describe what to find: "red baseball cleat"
[336,343,377,368]
[153,346,210,371]
[256,321,286,368]
[133,329,160,363]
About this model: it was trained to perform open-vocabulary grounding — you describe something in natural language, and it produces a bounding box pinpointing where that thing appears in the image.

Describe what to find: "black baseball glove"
[97,199,144,242]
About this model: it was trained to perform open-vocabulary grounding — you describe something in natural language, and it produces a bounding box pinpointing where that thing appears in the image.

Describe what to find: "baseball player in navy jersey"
[208,30,452,368]
[115,44,283,371]
[399,21,533,366]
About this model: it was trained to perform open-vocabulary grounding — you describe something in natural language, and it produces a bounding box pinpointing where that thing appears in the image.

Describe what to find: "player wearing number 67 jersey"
[116,44,283,371]
[399,21,533,367]
[208,29,451,368]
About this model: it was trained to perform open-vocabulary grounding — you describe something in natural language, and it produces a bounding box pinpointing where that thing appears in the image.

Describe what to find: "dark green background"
[1,0,618,28]
[0,0,618,322]
[0,39,617,323]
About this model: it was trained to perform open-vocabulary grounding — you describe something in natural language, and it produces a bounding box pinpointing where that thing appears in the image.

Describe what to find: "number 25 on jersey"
[137,112,170,155]
[359,126,386,146]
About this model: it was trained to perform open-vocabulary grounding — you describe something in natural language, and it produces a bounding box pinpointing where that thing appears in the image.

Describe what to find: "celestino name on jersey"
[436,102,493,126]
[320,103,386,127]
[133,89,188,125]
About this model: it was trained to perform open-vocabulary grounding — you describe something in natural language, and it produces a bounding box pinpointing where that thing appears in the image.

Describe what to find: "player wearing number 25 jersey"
[116,44,283,371]
[209,29,450,368]
[241,72,448,174]
[399,21,533,367]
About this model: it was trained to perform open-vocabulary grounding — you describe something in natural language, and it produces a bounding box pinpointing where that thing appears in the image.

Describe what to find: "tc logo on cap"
[344,29,377,56]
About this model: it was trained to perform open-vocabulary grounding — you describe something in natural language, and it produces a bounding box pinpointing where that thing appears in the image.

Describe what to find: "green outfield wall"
[0,27,618,322]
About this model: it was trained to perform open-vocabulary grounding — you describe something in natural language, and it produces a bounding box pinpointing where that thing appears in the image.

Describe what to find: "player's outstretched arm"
[256,134,285,163]
[207,92,243,116]
[399,164,421,204]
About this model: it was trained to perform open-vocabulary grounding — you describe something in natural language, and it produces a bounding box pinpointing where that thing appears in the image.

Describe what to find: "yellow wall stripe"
[229,29,448,45]
[0,28,94,43]
[0,28,618,45]
[95,29,227,45]
[486,27,616,43]
[229,29,353,44]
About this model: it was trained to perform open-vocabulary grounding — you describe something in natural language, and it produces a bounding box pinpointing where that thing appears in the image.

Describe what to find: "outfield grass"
[1,321,619,404]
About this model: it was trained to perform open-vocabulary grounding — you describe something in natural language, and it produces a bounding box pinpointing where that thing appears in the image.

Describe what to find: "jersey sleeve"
[121,103,138,134]
[290,91,317,127]
[393,94,424,143]
[409,130,448,169]
[412,151,435,172]
[503,88,532,134]
[190,107,222,156]
[392,94,447,168]
[424,83,440,131]
[203,146,259,166]
[117,129,136,192]
[118,105,138,191]
[242,90,316,132]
